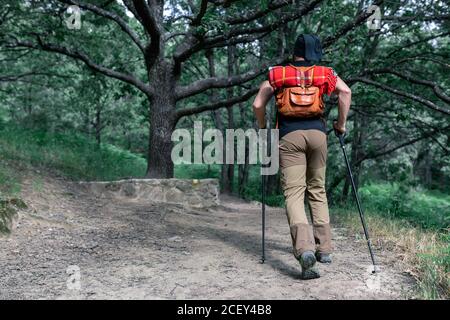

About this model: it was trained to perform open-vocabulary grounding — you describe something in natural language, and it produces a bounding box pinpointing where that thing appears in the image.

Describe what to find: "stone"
[168,236,182,242]
[78,178,220,208]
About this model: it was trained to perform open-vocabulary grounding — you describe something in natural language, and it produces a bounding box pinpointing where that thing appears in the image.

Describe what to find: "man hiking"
[252,34,352,279]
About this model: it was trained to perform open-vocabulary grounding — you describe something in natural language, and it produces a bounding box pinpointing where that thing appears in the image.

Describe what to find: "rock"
[78,178,220,208]
[168,236,182,242]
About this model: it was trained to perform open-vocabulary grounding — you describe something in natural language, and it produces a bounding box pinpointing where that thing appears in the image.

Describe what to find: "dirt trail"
[0,172,415,300]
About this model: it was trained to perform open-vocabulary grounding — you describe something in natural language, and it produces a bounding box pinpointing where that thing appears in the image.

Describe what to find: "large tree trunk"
[146,60,176,178]
[147,95,176,178]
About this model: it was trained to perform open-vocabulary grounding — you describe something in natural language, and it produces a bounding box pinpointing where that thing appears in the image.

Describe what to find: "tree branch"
[322,0,384,48]
[173,0,323,63]
[369,68,450,104]
[131,0,161,69]
[176,57,284,100]
[209,0,239,6]
[225,0,292,25]
[122,0,146,26]
[385,32,450,58]
[10,37,151,96]
[356,124,450,165]
[57,0,145,53]
[382,14,450,22]
[174,87,258,122]
[327,124,450,193]
[206,0,323,48]
[191,0,209,26]
[203,31,272,51]
[0,71,71,82]
[394,56,450,70]
[131,0,160,38]
[350,77,450,116]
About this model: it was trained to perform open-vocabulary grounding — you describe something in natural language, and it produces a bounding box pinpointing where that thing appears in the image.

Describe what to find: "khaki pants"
[279,130,332,259]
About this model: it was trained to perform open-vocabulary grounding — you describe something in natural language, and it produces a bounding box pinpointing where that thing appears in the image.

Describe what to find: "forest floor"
[0,169,416,300]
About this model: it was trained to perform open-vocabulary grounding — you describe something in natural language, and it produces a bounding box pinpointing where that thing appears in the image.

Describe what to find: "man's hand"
[255,120,266,129]
[333,121,346,135]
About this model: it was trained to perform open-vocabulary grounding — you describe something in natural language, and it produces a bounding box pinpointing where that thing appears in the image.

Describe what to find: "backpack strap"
[300,65,315,88]
[282,66,286,87]
[307,66,315,88]
[299,69,304,88]
[289,64,315,88]
[289,64,302,87]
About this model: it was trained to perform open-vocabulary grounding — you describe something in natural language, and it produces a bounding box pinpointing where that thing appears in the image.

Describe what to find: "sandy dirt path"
[0,173,415,300]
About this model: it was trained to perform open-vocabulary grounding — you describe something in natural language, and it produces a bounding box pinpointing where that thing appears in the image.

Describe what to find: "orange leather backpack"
[275,65,324,118]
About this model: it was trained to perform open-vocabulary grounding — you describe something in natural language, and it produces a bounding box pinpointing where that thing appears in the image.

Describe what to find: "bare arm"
[252,80,274,129]
[333,76,352,134]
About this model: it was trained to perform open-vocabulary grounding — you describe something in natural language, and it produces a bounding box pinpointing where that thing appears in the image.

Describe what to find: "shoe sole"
[317,258,332,264]
[299,253,320,280]
[301,268,321,280]
[300,253,317,269]
[316,253,332,264]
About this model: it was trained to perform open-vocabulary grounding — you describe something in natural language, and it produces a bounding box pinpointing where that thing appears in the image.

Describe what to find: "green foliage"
[417,234,450,299]
[0,123,147,181]
[175,163,221,180]
[358,183,450,230]
[0,161,22,195]
[0,198,26,234]
[0,200,17,234]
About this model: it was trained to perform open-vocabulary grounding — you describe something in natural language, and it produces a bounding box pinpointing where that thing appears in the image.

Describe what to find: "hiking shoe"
[301,267,321,280]
[299,251,320,280]
[316,252,332,264]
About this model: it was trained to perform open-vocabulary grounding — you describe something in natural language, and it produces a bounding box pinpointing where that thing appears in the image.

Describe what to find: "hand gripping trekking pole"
[335,129,378,273]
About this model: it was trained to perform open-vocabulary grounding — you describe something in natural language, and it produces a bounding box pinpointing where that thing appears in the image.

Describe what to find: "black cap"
[293,34,323,62]
[294,35,306,58]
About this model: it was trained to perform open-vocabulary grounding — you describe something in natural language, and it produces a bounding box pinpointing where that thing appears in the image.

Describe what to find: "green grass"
[335,183,449,299]
[0,161,22,195]
[0,198,27,234]
[337,207,449,299]
[0,123,147,234]
[416,234,450,299]
[0,124,147,183]
[175,163,221,180]
[357,183,450,231]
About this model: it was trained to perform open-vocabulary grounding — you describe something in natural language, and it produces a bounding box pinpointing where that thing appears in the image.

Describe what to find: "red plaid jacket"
[268,65,338,96]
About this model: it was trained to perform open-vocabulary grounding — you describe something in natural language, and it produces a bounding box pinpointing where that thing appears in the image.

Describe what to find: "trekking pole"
[334,126,378,273]
[260,166,266,264]
[260,119,271,264]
